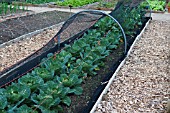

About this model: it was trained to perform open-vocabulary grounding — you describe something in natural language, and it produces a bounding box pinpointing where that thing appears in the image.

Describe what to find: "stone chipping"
[0,16,169,113]
[95,20,170,113]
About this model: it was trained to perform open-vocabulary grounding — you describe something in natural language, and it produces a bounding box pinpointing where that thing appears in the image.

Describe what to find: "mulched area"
[0,10,73,44]
[0,26,62,72]
[95,20,170,113]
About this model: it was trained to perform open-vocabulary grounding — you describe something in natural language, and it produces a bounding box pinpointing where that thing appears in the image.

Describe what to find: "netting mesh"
[0,1,152,113]
[56,12,103,41]
[53,11,106,45]
[0,11,71,44]
[0,0,151,82]
[114,0,144,8]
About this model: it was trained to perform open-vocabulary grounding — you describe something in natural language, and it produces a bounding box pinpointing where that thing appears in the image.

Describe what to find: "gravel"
[95,20,170,113]
[0,18,169,112]
[0,25,62,72]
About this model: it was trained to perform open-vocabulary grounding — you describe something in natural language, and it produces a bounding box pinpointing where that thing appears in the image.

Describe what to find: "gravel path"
[95,20,170,113]
[0,26,61,72]
[0,18,169,112]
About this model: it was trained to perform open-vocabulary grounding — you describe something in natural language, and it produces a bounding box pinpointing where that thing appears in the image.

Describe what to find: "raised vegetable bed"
[0,10,72,44]
[141,0,166,13]
[0,0,151,113]
[12,0,118,11]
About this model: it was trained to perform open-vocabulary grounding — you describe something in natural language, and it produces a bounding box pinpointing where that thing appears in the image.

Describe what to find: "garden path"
[26,6,111,14]
[152,12,170,21]
[95,17,170,112]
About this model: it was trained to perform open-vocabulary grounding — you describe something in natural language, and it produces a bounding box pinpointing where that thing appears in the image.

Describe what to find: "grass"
[56,0,101,7]
[25,0,101,7]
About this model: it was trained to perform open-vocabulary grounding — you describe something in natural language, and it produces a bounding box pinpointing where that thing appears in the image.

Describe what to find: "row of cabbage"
[0,5,146,113]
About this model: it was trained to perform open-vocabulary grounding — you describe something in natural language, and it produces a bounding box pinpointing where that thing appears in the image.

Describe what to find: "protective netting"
[0,11,72,44]
[0,0,151,85]
[0,0,152,113]
[55,0,151,44]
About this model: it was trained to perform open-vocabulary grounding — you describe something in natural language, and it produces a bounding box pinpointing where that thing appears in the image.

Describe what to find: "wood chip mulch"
[0,26,61,72]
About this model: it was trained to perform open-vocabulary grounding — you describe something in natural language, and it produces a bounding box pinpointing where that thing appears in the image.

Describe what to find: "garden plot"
[0,10,72,44]
[0,0,155,113]
[0,2,34,22]
[95,20,170,113]
[12,0,118,11]
[0,26,62,72]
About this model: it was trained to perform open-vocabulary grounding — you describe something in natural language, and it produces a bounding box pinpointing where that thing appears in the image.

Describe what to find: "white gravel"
[95,20,170,113]
[0,26,61,72]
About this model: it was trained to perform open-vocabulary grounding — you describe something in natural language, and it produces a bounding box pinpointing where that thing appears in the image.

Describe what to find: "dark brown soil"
[63,42,125,113]
[0,10,73,44]
[62,18,149,113]
[0,11,149,112]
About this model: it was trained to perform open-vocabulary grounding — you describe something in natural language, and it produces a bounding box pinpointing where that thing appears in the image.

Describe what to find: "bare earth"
[95,20,170,113]
[0,16,169,113]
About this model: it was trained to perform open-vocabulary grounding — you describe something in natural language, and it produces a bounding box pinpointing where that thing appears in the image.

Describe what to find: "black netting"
[53,11,105,45]
[114,0,144,9]
[0,0,151,86]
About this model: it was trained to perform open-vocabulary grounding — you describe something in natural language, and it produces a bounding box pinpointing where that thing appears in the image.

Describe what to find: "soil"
[62,18,149,113]
[0,10,73,44]
[0,10,34,23]
[0,8,30,17]
[63,40,125,113]
[0,14,149,113]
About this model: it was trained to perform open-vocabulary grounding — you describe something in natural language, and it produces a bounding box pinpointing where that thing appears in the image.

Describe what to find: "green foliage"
[168,2,170,7]
[55,74,82,87]
[0,89,7,110]
[16,104,38,113]
[18,74,44,91]
[0,2,26,15]
[56,0,100,7]
[0,96,7,109]
[0,3,146,112]
[25,0,58,4]
[112,5,145,35]
[33,67,55,81]
[31,81,71,112]
[141,0,166,11]
[6,83,30,103]
[25,0,100,6]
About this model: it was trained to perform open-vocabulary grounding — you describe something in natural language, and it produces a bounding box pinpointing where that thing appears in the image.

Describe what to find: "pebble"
[95,20,170,113]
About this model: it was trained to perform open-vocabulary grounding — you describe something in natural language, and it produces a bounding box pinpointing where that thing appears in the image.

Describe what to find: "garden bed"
[12,0,117,11]
[0,1,152,113]
[0,25,62,72]
[0,16,150,113]
[0,11,34,22]
[141,0,166,13]
[0,10,73,44]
